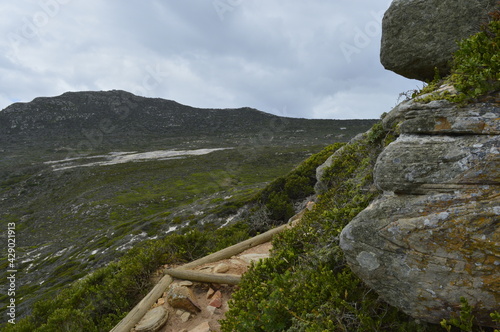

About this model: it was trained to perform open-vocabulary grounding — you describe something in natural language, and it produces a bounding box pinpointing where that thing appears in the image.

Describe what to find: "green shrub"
[440,297,475,332]
[491,312,500,332]
[253,143,345,226]
[450,7,500,102]
[265,191,295,221]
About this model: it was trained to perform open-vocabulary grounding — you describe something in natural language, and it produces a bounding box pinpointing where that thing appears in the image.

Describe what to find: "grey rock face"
[382,99,500,136]
[341,188,499,325]
[375,134,500,194]
[380,0,498,81]
[340,99,500,326]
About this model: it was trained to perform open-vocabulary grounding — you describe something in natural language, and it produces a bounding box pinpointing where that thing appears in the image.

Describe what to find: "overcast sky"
[0,0,421,119]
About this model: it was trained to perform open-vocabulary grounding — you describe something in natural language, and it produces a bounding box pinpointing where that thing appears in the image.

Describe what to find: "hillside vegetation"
[3,9,499,330]
[0,91,377,330]
[3,130,346,331]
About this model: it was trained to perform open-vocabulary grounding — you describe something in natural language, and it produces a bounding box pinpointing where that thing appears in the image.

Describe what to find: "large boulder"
[340,99,500,327]
[380,0,498,81]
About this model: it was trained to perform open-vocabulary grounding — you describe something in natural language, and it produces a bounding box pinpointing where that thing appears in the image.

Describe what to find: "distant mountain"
[0,90,374,154]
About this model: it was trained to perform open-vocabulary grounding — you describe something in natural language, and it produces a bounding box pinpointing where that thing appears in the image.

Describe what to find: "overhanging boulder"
[380,0,498,81]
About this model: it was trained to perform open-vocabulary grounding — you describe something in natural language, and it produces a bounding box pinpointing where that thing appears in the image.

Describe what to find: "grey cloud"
[0,0,419,119]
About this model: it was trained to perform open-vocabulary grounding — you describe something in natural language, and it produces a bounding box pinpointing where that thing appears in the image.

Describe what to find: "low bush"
[250,142,345,231]
[449,6,500,102]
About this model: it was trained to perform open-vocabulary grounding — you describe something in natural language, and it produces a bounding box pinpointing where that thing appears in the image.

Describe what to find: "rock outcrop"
[380,0,498,81]
[340,99,500,326]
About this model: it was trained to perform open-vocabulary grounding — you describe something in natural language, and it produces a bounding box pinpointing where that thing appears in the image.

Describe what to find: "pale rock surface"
[134,306,168,332]
[189,321,211,332]
[381,0,498,81]
[340,99,500,327]
[214,263,230,274]
[180,311,191,323]
[238,253,270,264]
[206,288,215,299]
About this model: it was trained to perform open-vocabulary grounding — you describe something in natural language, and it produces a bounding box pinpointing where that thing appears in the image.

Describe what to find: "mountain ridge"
[0,90,375,156]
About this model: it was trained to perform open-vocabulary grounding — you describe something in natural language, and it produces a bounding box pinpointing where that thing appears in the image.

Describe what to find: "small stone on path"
[206,287,215,299]
[180,311,191,323]
[206,305,217,316]
[167,285,201,313]
[135,306,169,332]
[214,263,230,273]
[208,290,222,308]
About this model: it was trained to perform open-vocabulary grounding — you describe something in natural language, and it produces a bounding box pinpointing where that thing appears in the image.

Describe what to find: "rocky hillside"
[0,90,376,323]
[346,1,500,328]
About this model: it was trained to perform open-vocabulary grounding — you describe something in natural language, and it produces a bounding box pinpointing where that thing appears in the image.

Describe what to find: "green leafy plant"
[491,312,500,332]
[449,6,500,102]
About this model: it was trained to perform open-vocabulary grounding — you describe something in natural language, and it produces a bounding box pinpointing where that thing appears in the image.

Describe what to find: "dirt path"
[135,242,273,332]
[123,203,313,332]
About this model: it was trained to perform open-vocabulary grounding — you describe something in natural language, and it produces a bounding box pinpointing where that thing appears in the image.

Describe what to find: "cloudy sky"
[0,0,422,119]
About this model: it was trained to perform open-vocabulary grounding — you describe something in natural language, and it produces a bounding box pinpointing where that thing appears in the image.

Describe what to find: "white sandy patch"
[45,148,232,171]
